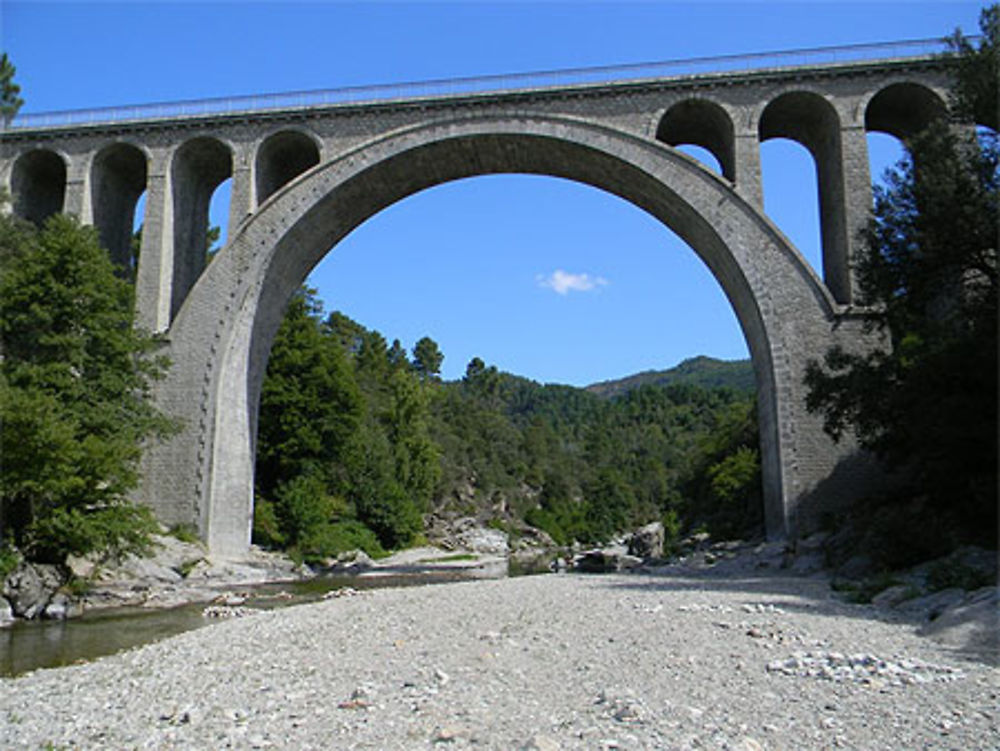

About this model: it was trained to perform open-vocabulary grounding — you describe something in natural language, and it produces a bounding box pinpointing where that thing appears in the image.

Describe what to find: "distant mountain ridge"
[585,356,755,398]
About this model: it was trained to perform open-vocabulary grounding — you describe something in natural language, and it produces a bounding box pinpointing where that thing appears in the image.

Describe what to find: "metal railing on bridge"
[6,36,965,131]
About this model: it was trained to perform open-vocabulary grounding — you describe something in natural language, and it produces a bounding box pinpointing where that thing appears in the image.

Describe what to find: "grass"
[165,524,201,545]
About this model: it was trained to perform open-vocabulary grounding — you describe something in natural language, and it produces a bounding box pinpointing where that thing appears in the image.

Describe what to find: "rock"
[573,548,642,573]
[65,553,99,580]
[453,518,509,555]
[213,591,248,606]
[42,591,83,620]
[426,515,510,556]
[789,552,825,576]
[897,588,967,620]
[795,531,830,554]
[836,553,875,580]
[202,604,256,618]
[0,597,14,627]
[3,563,63,619]
[919,586,999,657]
[433,725,468,743]
[627,521,664,559]
[521,734,560,751]
[871,584,913,610]
[752,541,787,570]
[115,553,183,583]
[324,549,374,573]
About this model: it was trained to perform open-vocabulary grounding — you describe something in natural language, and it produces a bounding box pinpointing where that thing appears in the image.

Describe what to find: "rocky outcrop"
[3,563,64,619]
[627,521,664,559]
[42,592,83,620]
[573,547,643,573]
[426,515,509,556]
[919,586,999,657]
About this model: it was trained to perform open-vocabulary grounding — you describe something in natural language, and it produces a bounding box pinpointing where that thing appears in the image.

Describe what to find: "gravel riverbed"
[2,570,997,750]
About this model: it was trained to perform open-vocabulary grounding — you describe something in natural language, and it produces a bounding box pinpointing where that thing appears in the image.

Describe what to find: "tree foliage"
[0,53,23,124]
[254,290,439,557]
[0,213,174,560]
[412,336,444,381]
[254,294,764,556]
[944,4,998,130]
[805,9,998,543]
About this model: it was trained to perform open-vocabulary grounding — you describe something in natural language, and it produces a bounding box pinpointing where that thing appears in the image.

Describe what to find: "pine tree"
[0,53,23,125]
[0,213,174,560]
[805,8,998,543]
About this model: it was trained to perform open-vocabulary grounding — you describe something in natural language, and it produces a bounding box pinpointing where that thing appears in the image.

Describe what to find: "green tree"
[805,10,998,543]
[343,418,423,548]
[944,5,998,130]
[387,338,409,371]
[582,468,634,544]
[412,336,444,381]
[0,53,23,124]
[255,288,363,503]
[0,213,174,560]
[386,368,441,510]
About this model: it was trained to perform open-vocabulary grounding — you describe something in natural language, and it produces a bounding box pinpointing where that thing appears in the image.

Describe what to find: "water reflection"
[1,569,530,678]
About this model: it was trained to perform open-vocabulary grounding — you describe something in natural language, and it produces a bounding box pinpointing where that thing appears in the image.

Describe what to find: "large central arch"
[143,113,876,557]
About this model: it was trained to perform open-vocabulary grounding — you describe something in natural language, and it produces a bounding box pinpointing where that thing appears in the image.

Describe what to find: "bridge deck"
[3,37,957,134]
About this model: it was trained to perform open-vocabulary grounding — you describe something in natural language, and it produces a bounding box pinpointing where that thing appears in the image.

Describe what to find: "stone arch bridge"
[0,45,953,557]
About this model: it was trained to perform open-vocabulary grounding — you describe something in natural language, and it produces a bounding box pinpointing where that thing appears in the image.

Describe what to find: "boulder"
[3,563,63,619]
[788,552,826,576]
[871,584,913,610]
[42,591,83,620]
[627,521,665,559]
[574,548,643,573]
[918,586,999,657]
[324,549,374,573]
[795,531,830,555]
[454,518,509,555]
[117,554,183,583]
[65,553,99,580]
[897,587,967,621]
[751,541,787,570]
[836,553,876,580]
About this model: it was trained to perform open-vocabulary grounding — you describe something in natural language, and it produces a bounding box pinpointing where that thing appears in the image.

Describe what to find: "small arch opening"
[759,91,848,302]
[866,132,907,197]
[91,142,147,274]
[676,144,725,176]
[256,130,321,206]
[865,82,947,142]
[11,149,66,226]
[206,177,232,265]
[171,136,232,318]
[656,99,735,180]
[760,138,822,274]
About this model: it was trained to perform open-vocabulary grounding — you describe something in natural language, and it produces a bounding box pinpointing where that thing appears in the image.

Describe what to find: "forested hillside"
[586,356,755,398]
[253,289,762,562]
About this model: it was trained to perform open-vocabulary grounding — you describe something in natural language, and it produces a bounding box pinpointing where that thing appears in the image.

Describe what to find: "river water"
[0,570,492,678]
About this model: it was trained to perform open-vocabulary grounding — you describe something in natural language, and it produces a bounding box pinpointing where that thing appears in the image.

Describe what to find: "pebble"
[202,604,257,618]
[766,651,965,686]
[1,573,996,750]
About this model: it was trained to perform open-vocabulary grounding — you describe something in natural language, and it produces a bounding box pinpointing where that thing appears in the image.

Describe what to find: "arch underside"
[150,114,870,557]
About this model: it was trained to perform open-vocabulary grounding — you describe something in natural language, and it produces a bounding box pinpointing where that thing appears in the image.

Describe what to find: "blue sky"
[2,1,987,385]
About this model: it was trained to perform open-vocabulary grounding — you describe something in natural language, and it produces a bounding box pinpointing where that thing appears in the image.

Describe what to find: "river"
[0,570,496,678]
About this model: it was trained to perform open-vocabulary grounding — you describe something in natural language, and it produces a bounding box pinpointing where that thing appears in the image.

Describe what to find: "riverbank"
[3,568,998,750]
[0,529,514,626]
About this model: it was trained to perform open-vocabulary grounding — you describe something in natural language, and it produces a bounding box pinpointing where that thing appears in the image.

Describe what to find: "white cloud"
[537,269,609,295]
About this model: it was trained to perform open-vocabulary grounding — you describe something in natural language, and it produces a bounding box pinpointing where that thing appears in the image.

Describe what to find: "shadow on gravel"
[595,569,999,667]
